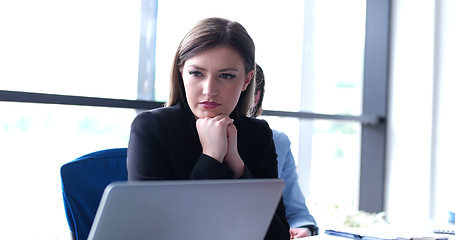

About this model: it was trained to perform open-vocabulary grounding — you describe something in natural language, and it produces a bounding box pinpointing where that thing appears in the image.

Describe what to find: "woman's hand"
[224,121,244,178]
[196,115,232,162]
[196,115,244,178]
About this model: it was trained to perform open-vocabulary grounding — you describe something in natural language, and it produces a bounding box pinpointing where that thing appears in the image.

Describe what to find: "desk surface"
[296,235,340,239]
[300,234,455,240]
[297,222,455,240]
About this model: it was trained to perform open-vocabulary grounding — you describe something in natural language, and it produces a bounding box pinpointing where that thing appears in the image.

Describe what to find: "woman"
[127,17,290,239]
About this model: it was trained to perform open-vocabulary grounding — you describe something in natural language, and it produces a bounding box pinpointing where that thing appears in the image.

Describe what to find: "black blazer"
[127,102,290,239]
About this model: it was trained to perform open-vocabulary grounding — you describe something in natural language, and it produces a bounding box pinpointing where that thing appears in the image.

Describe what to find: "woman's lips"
[200,101,220,109]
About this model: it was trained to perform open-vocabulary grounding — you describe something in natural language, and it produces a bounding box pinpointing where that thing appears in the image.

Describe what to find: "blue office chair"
[60,148,128,240]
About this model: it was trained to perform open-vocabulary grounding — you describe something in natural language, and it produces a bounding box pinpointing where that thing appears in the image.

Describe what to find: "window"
[0,102,135,239]
[0,0,141,100]
[0,1,141,239]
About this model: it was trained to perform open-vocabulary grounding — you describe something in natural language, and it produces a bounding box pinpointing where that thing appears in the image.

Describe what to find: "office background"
[0,0,453,239]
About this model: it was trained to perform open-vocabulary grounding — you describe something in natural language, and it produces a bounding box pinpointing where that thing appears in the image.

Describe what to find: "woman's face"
[181,46,253,119]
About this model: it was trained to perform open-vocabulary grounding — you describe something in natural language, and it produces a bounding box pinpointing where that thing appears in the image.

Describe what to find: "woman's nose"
[202,76,218,97]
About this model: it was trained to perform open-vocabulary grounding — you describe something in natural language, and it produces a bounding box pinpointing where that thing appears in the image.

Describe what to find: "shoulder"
[272,129,291,144]
[271,129,292,153]
[133,103,186,122]
[131,103,189,131]
[239,116,270,128]
[238,117,272,135]
[235,117,275,151]
[137,104,182,118]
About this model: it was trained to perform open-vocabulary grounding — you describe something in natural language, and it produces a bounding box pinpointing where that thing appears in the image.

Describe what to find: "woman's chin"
[195,111,227,119]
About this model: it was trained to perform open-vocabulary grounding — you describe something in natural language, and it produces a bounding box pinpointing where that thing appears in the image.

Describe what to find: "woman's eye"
[220,73,235,79]
[189,71,202,77]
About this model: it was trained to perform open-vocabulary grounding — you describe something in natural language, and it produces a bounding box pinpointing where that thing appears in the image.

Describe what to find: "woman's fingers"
[196,115,233,162]
[224,123,244,178]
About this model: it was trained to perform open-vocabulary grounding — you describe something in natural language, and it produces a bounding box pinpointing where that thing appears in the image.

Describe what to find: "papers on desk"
[434,226,455,235]
[433,221,455,239]
[325,229,449,240]
[326,229,400,240]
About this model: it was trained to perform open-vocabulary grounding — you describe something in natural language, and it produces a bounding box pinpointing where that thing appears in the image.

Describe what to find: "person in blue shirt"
[250,64,318,238]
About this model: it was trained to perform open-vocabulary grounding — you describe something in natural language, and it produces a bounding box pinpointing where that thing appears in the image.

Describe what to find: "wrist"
[202,151,223,163]
[225,154,244,178]
[299,225,318,236]
[233,163,244,178]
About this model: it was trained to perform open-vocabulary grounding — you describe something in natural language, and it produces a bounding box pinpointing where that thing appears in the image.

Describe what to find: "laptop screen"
[88,179,285,240]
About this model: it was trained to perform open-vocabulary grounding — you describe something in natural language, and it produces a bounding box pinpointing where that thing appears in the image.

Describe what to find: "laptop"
[87,179,285,240]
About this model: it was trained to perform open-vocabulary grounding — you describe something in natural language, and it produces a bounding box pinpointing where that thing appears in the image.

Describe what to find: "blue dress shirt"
[273,129,318,233]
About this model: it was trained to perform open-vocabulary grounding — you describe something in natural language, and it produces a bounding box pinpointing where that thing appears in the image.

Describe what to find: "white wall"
[386,0,455,224]
[432,0,455,220]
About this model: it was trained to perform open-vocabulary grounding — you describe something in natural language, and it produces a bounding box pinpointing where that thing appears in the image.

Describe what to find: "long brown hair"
[167,17,256,117]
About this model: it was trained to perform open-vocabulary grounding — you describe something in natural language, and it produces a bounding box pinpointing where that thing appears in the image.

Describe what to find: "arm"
[273,130,318,236]
[126,111,173,181]
[262,127,290,240]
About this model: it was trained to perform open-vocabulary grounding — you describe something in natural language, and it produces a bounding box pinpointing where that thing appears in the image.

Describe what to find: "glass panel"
[306,120,361,226]
[0,0,141,100]
[301,0,366,116]
[0,102,136,239]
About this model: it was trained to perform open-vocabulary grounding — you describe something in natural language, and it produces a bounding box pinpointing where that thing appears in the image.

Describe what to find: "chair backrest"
[60,148,128,240]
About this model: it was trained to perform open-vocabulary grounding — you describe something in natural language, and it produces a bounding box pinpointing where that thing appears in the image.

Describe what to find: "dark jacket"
[127,102,290,239]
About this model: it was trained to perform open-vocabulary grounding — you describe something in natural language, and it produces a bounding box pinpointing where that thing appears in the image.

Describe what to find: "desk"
[295,222,455,240]
[296,234,341,239]
[300,234,455,240]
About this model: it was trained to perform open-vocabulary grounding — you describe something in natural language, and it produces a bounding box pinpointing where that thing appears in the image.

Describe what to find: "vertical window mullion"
[137,0,158,101]
[359,0,391,213]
